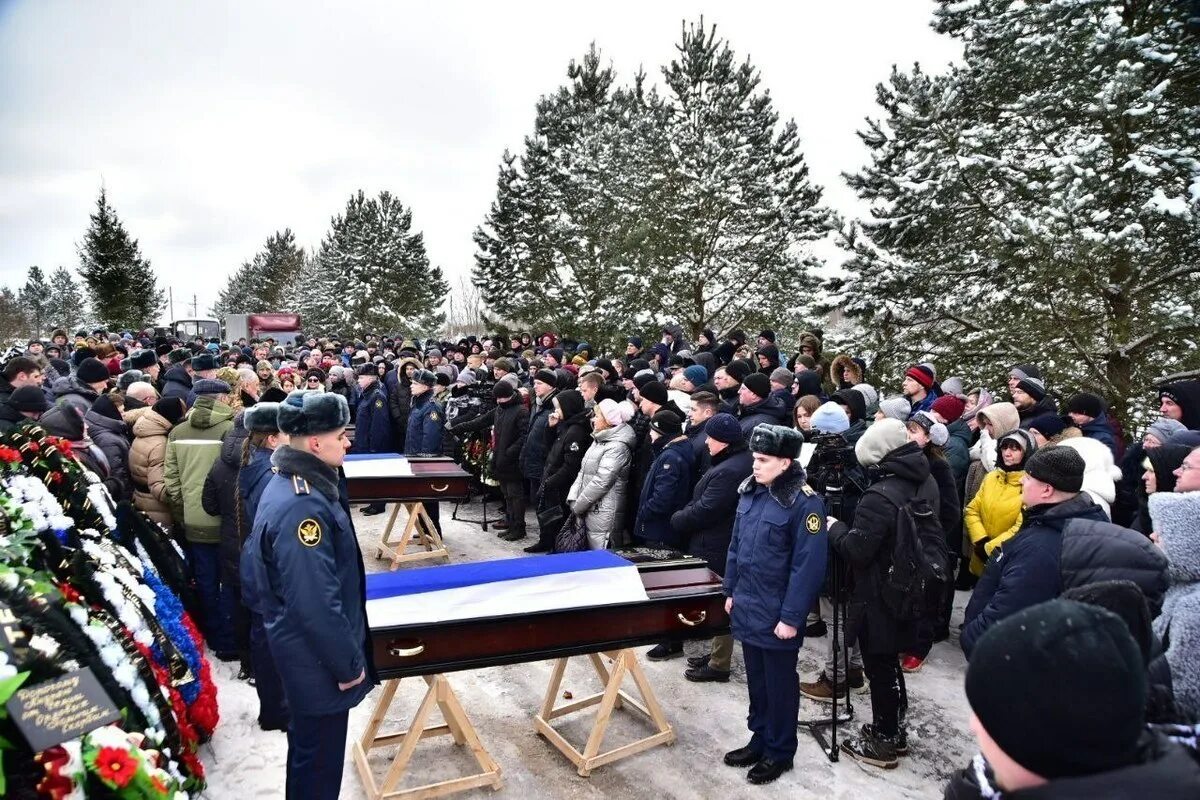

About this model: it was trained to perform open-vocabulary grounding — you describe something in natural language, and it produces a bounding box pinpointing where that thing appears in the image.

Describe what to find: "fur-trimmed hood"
[830,354,863,386]
[737,462,809,508]
[1150,491,1200,583]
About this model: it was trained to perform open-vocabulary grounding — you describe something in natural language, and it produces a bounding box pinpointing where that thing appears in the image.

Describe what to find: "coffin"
[343,454,472,503]
[369,553,727,679]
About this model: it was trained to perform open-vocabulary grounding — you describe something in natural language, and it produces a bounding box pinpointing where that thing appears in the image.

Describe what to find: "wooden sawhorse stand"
[353,675,503,799]
[375,502,449,569]
[534,648,675,777]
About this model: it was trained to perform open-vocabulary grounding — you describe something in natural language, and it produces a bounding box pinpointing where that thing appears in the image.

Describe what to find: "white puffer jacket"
[567,422,636,548]
[1058,437,1121,519]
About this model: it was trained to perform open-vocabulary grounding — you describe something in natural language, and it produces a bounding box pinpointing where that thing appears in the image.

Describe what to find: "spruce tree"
[0,287,29,343]
[18,266,51,337]
[46,266,87,335]
[834,0,1200,421]
[315,190,448,337]
[77,187,165,330]
[213,228,307,317]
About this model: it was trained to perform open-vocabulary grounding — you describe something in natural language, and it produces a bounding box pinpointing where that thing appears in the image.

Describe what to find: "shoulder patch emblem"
[430,412,439,421]
[298,518,322,547]
[375,399,383,408]
[663,463,671,470]
[805,513,821,534]
[568,442,580,451]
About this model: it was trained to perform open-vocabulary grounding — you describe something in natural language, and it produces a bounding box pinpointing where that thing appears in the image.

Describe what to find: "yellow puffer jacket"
[964,468,1025,575]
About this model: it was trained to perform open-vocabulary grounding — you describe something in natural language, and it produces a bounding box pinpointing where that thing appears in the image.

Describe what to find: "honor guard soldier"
[722,423,828,785]
[353,362,395,515]
[242,390,376,799]
[404,368,445,531]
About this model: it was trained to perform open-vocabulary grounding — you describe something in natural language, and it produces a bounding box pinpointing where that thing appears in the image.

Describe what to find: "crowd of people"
[4,323,1200,796]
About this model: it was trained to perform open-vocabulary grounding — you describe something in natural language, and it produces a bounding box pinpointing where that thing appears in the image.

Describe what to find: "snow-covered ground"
[202,500,976,799]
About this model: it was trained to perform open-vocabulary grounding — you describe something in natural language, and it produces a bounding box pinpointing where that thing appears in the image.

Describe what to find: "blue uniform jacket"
[405,393,443,456]
[633,437,695,547]
[519,392,558,483]
[353,381,394,454]
[724,463,828,650]
[238,445,276,612]
[242,445,375,716]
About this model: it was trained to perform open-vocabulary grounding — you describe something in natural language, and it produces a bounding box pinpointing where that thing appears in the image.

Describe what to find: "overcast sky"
[0,1,960,324]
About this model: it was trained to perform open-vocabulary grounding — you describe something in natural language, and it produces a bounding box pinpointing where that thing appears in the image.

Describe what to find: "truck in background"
[223,313,303,344]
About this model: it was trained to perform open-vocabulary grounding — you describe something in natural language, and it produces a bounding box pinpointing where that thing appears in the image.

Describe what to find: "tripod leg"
[830,557,840,761]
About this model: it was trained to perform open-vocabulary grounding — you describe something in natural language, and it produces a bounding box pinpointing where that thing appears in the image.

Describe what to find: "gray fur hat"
[117,369,146,392]
[277,389,350,436]
[748,423,804,459]
[243,402,283,433]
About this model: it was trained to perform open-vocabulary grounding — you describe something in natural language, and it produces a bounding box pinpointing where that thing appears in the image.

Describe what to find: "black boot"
[686,654,709,668]
[723,744,762,768]
[746,757,793,784]
[523,539,553,553]
[804,618,827,637]
[646,642,683,661]
[841,727,899,769]
[684,664,730,683]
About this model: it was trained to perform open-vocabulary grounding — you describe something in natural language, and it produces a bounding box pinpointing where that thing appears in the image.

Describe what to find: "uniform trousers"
[249,613,289,729]
[742,643,800,761]
[286,709,349,800]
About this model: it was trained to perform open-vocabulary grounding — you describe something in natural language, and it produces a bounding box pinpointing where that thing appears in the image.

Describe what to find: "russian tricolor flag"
[365,551,648,629]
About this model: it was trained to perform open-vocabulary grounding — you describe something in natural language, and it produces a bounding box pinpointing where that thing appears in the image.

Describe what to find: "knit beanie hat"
[75,357,110,385]
[724,360,751,383]
[831,388,866,423]
[90,393,121,421]
[1016,376,1047,402]
[852,382,879,411]
[930,394,966,424]
[940,376,965,398]
[1024,413,1069,441]
[9,385,49,413]
[649,410,683,439]
[1145,417,1187,446]
[683,364,709,387]
[639,380,668,406]
[794,354,817,370]
[1065,392,1105,419]
[769,367,794,388]
[877,396,912,422]
[455,369,477,386]
[1023,445,1085,492]
[493,380,516,400]
[1009,363,1042,382]
[152,396,187,425]
[757,329,776,343]
[596,399,624,427]
[908,411,949,447]
[493,357,515,373]
[743,372,771,400]
[966,599,1145,780]
[810,401,850,434]
[705,413,743,445]
[534,368,557,388]
[855,418,909,467]
[905,363,936,390]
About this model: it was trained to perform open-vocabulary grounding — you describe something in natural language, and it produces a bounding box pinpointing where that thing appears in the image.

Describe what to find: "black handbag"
[554,513,588,553]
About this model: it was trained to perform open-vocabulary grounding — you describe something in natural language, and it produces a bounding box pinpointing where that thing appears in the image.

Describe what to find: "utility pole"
[169,287,174,323]
[190,293,198,318]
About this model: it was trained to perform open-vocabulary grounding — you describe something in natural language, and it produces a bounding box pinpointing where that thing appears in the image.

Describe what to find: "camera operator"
[828,418,941,770]
[801,403,871,702]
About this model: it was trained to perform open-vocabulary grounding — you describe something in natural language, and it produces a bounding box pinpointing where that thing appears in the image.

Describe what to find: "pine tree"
[77,187,165,330]
[315,191,448,337]
[45,267,87,335]
[833,0,1200,421]
[17,266,52,337]
[213,229,307,317]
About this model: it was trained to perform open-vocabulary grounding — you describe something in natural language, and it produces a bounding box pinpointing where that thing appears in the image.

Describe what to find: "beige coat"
[129,409,175,530]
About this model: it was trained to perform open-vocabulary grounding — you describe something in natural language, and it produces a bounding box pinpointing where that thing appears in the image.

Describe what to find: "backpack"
[869,477,951,621]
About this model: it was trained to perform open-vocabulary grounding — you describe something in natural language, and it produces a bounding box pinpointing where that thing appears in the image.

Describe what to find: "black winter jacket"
[672,442,753,576]
[829,442,938,655]
[84,408,133,502]
[943,732,1200,799]
[539,411,591,506]
[202,423,250,586]
[520,391,558,482]
[456,398,528,481]
[961,493,1169,657]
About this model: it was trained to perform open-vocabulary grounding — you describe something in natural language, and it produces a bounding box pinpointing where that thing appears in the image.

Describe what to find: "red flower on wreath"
[0,445,21,463]
[26,440,40,454]
[94,745,137,787]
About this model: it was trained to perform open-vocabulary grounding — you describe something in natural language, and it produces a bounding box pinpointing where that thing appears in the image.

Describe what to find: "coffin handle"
[677,611,707,627]
[388,642,426,657]
[430,483,450,493]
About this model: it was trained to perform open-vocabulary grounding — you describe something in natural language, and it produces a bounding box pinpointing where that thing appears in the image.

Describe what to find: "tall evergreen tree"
[212,228,307,317]
[832,0,1200,421]
[77,187,165,330]
[18,266,51,337]
[0,287,29,343]
[315,190,448,337]
[655,20,833,338]
[45,266,87,334]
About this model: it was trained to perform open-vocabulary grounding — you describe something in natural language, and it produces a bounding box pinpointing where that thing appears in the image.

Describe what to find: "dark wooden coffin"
[345,456,472,503]
[370,558,729,679]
